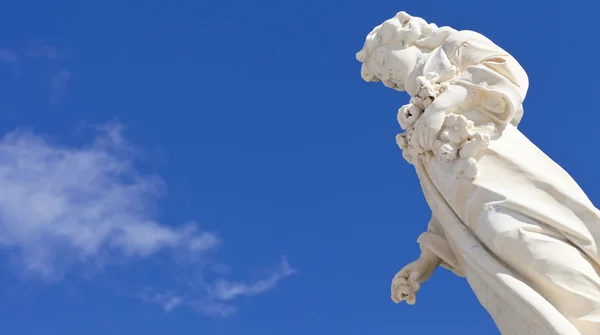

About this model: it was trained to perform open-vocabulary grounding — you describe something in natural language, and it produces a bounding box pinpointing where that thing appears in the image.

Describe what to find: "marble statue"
[356,11,600,335]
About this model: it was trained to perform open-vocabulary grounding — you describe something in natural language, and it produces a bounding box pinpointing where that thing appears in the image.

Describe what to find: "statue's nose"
[360,63,377,82]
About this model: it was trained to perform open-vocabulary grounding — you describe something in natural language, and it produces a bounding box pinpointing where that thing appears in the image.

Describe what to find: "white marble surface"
[357,11,600,335]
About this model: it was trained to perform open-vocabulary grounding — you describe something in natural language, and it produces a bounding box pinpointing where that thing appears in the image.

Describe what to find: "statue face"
[362,44,421,91]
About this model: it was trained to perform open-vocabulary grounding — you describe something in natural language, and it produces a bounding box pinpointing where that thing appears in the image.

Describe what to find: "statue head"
[356,12,455,91]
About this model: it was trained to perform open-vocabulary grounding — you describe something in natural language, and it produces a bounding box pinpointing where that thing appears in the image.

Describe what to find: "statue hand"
[391,266,420,305]
[411,108,446,152]
[391,255,439,305]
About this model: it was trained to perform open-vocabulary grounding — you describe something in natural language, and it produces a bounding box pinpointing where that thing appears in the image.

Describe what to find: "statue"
[356,11,600,335]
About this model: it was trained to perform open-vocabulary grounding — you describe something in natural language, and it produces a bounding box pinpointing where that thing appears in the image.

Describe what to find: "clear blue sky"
[0,1,596,334]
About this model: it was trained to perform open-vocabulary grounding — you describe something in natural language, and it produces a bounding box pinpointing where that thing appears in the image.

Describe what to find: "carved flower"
[442,114,473,144]
[413,70,459,108]
[421,96,435,109]
[396,133,415,164]
[439,82,452,93]
[417,72,440,87]
[456,157,479,180]
[418,84,439,110]
[397,103,422,130]
[435,141,458,162]
[460,132,490,159]
[419,83,438,99]
[396,133,409,150]
[410,96,424,110]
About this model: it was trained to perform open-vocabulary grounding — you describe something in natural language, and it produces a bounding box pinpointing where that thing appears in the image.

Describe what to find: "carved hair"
[356,12,456,81]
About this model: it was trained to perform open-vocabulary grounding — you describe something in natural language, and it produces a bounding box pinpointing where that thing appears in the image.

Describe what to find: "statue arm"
[417,214,462,276]
[443,30,530,126]
[411,31,530,151]
[391,214,462,304]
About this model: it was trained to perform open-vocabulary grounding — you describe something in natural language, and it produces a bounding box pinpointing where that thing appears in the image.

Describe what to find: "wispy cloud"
[139,289,186,313]
[140,257,296,317]
[24,44,69,60]
[162,296,185,312]
[209,258,296,301]
[0,123,294,315]
[0,49,20,77]
[0,44,70,103]
[199,302,238,318]
[0,49,19,64]
[49,69,70,105]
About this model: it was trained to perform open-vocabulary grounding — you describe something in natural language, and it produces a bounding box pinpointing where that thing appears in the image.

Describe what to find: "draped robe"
[405,30,600,335]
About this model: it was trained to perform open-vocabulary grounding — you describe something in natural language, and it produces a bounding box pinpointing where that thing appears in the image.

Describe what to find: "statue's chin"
[382,79,405,91]
[393,83,405,91]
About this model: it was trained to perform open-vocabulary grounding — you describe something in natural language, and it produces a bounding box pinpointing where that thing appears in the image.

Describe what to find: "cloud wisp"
[0,49,19,64]
[139,257,296,317]
[209,258,296,301]
[0,124,295,315]
[49,69,71,105]
[0,45,70,103]
[139,289,186,313]
[24,44,69,60]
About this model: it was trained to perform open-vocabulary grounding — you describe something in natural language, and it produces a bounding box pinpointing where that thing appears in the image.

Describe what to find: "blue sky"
[0,1,596,334]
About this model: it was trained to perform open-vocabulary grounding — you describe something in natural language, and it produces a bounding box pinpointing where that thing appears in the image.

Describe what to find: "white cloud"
[0,123,295,315]
[162,296,184,312]
[200,301,237,318]
[0,49,18,64]
[0,45,70,102]
[0,124,219,279]
[140,257,296,317]
[208,258,296,301]
[24,44,68,60]
[49,69,70,105]
[139,289,185,313]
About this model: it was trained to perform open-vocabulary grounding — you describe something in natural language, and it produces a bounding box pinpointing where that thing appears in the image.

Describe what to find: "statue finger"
[395,284,412,302]
[406,291,417,305]
[391,278,408,301]
[408,279,421,293]
[392,276,408,290]
[395,267,412,279]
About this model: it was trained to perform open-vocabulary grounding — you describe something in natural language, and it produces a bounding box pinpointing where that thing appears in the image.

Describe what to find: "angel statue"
[356,11,600,335]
